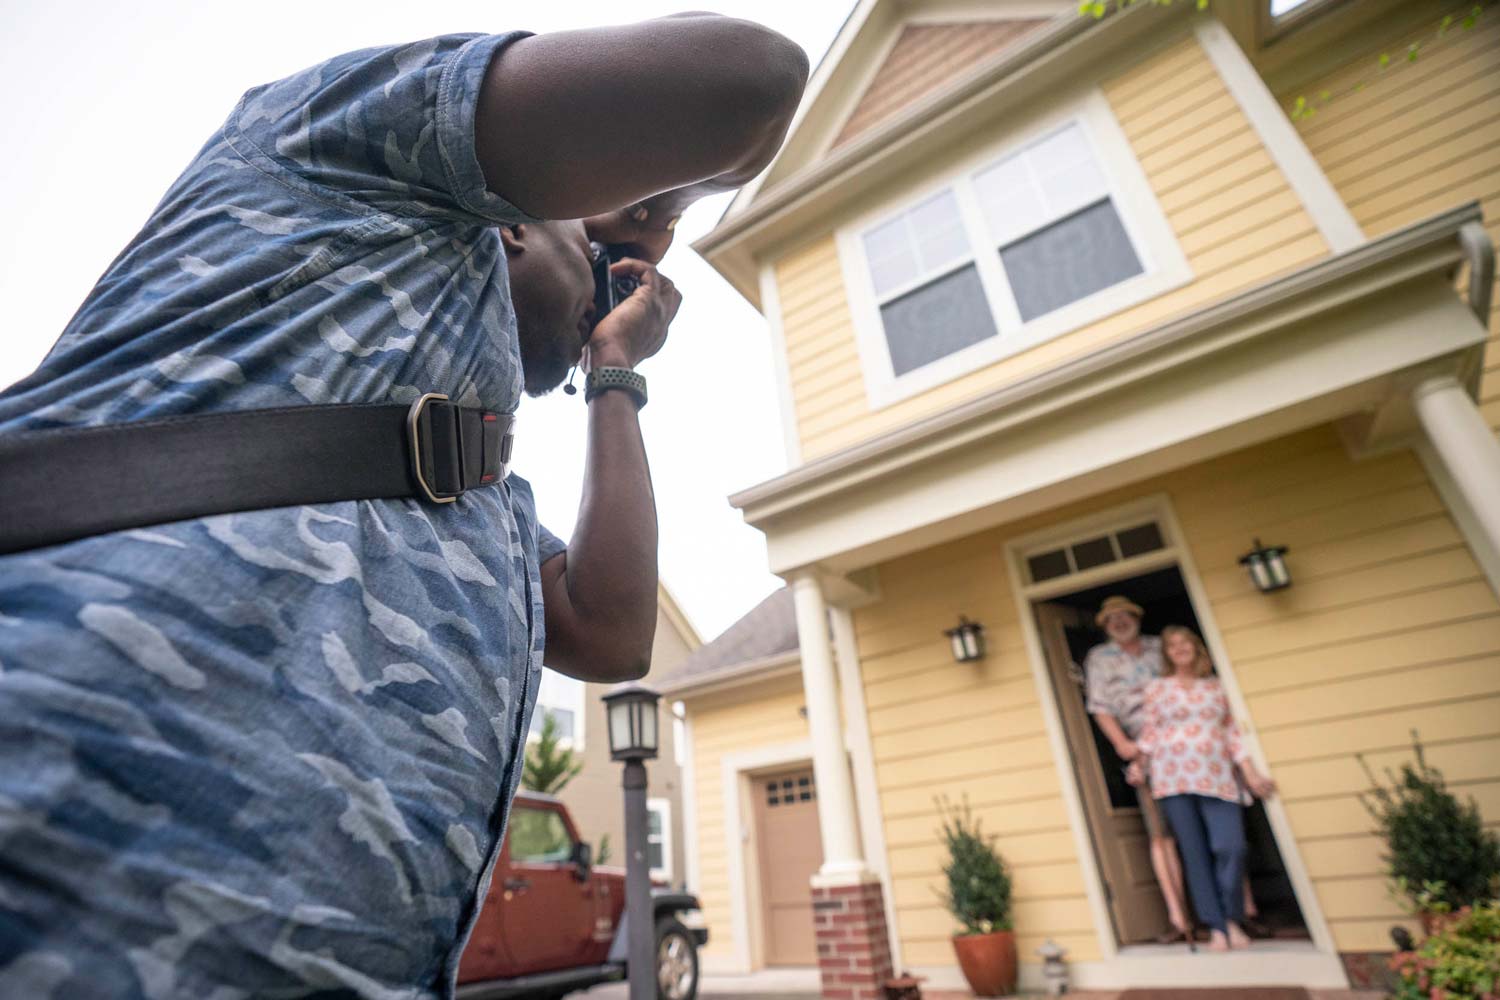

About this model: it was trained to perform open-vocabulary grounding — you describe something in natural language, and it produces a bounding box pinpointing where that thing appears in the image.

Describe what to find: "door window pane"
[1000,199,1143,322]
[879,265,998,376]
[509,807,573,863]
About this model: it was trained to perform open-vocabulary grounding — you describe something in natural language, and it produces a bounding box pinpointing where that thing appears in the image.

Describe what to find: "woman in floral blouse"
[1130,625,1276,951]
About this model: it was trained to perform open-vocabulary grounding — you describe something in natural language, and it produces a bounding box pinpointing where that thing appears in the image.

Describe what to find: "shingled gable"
[656,587,802,696]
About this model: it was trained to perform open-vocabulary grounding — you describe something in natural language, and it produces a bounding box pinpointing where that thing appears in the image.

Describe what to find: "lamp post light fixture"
[1238,538,1292,593]
[602,682,661,1000]
[945,615,986,663]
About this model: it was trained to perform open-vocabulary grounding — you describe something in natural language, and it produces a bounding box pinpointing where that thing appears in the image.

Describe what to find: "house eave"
[730,202,1487,529]
[657,651,802,700]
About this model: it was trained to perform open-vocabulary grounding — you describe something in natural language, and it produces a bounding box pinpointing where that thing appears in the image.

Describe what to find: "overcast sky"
[0,1,851,639]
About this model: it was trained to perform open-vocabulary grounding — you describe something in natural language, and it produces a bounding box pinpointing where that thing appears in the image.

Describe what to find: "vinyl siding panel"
[682,676,811,963]
[854,424,1500,963]
[773,34,1331,461]
[1286,9,1500,435]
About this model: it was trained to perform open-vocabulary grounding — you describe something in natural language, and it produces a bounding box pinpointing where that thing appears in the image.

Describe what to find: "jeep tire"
[655,916,699,1000]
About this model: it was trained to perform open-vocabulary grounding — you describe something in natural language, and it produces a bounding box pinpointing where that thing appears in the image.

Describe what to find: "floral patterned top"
[1137,676,1250,803]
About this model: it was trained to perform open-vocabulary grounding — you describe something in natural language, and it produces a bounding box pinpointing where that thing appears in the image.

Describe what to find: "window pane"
[879,264,998,376]
[530,707,575,742]
[1038,158,1109,219]
[1000,199,1143,322]
[974,156,1047,247]
[1028,548,1071,582]
[1071,535,1116,571]
[647,841,665,871]
[510,808,573,863]
[648,810,663,836]
[863,216,919,297]
[907,190,969,273]
[1116,522,1164,558]
[863,189,970,299]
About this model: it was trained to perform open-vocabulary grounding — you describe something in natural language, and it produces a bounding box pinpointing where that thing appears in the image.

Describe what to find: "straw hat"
[1095,595,1144,626]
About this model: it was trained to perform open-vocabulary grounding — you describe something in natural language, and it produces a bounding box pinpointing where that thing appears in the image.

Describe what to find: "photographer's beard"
[517,323,574,397]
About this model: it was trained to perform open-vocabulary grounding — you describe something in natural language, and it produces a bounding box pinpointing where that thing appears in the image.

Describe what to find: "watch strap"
[584,367,647,409]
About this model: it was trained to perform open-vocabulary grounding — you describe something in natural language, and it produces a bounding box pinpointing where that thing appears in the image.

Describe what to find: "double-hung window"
[841,95,1188,407]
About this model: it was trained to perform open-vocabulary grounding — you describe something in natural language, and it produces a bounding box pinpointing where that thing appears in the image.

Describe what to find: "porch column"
[790,573,865,880]
[1412,375,1500,558]
[791,574,894,1000]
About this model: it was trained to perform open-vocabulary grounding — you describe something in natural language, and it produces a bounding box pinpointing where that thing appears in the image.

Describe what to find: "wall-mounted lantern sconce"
[945,616,986,663]
[1239,538,1291,593]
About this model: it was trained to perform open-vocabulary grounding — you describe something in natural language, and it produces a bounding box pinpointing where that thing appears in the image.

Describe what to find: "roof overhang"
[693,0,1194,306]
[656,650,802,700]
[730,203,1492,578]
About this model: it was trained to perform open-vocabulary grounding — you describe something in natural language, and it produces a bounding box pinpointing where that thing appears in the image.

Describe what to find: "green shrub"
[1358,731,1500,913]
[1390,901,1500,1000]
[935,796,1012,936]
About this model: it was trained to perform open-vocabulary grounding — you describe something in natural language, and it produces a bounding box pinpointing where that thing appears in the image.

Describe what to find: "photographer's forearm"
[542,391,658,683]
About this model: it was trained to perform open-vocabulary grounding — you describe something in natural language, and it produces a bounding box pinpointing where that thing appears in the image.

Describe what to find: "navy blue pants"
[1158,793,1247,933]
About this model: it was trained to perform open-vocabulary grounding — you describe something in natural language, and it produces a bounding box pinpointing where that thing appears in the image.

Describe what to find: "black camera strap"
[0,395,513,555]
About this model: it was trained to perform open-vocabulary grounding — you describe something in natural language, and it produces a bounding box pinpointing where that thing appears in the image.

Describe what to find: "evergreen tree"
[522,710,583,795]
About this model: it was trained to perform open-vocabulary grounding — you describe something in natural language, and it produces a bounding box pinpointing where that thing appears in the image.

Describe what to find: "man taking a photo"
[0,16,807,998]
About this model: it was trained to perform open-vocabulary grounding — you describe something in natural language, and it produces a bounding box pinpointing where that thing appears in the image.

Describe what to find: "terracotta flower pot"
[951,929,1017,998]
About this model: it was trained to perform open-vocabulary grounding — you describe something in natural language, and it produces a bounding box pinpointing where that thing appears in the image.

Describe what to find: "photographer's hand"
[583,260,681,371]
[582,207,677,265]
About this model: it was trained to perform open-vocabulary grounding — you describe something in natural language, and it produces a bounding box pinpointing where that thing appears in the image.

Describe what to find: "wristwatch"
[584,367,647,410]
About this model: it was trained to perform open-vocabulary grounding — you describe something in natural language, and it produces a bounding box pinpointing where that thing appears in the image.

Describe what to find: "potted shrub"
[1358,731,1500,931]
[1389,901,1500,999]
[936,797,1015,997]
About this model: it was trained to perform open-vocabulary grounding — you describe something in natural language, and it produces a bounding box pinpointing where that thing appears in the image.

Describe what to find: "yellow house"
[672,0,1500,994]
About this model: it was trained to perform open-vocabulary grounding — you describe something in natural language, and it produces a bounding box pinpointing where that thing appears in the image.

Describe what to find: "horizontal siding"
[1286,9,1500,440]
[856,422,1500,960]
[774,33,1331,460]
[683,677,811,962]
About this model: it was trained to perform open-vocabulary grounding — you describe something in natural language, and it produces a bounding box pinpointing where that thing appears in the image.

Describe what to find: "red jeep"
[456,791,706,1000]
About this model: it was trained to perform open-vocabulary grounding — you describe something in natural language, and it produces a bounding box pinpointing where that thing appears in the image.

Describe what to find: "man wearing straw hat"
[1083,594,1193,944]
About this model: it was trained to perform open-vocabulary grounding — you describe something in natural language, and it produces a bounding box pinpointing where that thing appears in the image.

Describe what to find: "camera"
[589,242,641,335]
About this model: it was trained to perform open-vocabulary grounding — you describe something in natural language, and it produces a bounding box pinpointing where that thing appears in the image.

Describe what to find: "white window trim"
[528,669,586,751]
[646,797,673,883]
[835,88,1192,410]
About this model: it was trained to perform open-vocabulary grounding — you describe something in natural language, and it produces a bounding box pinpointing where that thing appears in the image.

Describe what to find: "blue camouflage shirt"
[0,32,567,999]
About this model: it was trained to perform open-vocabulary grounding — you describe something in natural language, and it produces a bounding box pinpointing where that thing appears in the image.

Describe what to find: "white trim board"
[716,740,816,975]
[758,264,805,467]
[1193,16,1363,254]
[1003,494,1344,986]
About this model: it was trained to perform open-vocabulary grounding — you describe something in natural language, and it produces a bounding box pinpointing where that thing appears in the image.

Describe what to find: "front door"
[752,768,822,966]
[1036,602,1167,944]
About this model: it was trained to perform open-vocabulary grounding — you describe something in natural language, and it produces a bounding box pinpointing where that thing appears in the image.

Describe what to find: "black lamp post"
[603,682,661,1000]
[1238,538,1292,593]
[945,616,986,662]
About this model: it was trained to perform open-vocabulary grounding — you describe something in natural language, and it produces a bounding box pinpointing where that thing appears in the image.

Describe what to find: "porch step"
[922,990,1384,1000]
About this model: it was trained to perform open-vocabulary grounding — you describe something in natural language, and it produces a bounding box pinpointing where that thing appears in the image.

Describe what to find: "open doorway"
[1033,564,1309,947]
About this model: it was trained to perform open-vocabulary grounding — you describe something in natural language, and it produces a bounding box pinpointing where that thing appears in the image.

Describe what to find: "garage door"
[752,768,822,966]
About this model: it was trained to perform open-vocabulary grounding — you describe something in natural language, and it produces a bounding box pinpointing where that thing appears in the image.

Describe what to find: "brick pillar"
[813,879,895,1000]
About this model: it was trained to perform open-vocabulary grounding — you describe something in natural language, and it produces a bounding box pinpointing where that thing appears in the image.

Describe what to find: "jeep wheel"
[655,917,699,1000]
